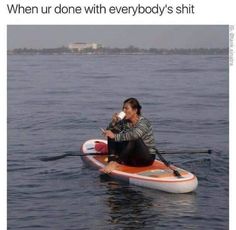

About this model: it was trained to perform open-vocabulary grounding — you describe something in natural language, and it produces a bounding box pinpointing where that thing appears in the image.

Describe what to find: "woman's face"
[123,103,137,120]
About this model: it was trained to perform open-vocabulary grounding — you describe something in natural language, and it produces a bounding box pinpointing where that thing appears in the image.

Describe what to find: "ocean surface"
[8,54,229,229]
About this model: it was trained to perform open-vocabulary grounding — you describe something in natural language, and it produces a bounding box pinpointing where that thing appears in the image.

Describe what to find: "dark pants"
[108,137,155,167]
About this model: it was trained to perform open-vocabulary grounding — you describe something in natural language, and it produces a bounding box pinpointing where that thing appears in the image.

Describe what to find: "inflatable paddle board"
[80,139,198,193]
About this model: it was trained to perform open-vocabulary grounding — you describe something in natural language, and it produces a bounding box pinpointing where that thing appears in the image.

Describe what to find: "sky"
[7,25,228,49]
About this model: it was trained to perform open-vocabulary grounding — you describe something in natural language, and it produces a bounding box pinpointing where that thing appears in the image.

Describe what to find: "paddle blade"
[39,152,108,162]
[40,153,70,161]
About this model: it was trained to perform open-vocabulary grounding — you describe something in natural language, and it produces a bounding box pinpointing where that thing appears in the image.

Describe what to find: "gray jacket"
[107,116,156,154]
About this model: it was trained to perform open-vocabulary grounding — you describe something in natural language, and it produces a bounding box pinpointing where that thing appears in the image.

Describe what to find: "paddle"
[40,149,212,162]
[40,152,107,162]
[155,148,182,178]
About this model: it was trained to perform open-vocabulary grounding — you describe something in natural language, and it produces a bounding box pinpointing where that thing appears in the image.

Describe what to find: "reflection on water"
[100,175,197,229]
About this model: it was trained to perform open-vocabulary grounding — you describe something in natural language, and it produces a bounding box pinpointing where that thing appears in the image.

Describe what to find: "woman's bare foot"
[100,161,120,174]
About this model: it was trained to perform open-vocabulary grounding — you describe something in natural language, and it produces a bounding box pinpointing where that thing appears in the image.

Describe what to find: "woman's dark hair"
[123,98,142,115]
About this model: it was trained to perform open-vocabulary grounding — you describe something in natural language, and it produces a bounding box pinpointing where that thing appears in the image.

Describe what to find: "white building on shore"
[68,42,101,52]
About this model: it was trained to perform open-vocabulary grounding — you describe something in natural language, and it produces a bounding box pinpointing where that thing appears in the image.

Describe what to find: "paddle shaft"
[40,149,212,162]
[159,149,212,155]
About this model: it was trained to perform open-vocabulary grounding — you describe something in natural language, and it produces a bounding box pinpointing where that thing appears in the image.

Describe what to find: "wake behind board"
[80,139,198,193]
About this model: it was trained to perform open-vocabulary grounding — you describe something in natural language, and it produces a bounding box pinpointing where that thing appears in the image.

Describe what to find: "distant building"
[68,42,101,52]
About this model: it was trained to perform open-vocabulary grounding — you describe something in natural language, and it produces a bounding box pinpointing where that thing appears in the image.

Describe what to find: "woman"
[101,98,156,173]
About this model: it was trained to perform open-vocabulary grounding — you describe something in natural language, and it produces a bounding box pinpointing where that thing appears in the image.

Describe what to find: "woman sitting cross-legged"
[101,97,156,174]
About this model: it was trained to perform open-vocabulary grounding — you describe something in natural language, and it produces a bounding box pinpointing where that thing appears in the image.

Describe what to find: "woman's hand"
[111,113,119,125]
[102,130,115,139]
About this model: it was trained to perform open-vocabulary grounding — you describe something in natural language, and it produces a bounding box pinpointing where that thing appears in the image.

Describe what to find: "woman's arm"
[114,118,151,141]
[106,113,124,133]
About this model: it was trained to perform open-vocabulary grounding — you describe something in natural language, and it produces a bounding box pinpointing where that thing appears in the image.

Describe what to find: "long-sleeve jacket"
[107,116,156,154]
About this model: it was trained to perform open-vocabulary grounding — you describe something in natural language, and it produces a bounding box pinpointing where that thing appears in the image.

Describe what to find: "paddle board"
[80,139,198,193]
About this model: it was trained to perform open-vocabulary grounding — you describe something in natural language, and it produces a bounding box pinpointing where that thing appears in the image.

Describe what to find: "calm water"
[8,54,229,229]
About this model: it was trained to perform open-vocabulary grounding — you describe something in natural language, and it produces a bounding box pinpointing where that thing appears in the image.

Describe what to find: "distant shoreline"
[7,46,228,55]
